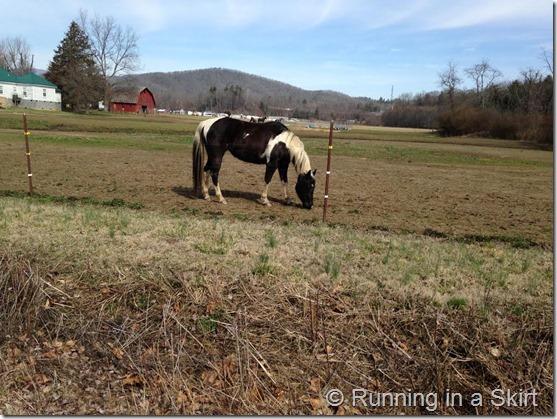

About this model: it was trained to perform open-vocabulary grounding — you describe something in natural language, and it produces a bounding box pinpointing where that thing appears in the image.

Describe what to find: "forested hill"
[119,67,387,121]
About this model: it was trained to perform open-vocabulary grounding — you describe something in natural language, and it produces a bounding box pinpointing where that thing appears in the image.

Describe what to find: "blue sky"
[5,0,554,99]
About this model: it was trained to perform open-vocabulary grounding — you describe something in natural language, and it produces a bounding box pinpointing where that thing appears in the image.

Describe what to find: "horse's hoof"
[257,198,271,206]
[219,199,228,205]
[285,199,293,206]
[203,195,210,201]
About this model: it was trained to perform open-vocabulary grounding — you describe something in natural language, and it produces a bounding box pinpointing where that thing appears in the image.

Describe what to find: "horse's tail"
[192,121,207,196]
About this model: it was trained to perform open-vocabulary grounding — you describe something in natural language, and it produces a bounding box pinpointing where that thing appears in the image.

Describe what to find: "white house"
[0,67,61,111]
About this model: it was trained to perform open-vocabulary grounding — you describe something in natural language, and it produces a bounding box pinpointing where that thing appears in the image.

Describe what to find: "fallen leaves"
[120,373,144,387]
[40,339,85,360]
[108,343,125,360]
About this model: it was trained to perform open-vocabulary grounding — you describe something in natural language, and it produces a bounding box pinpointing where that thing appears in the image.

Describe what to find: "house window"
[0,86,3,95]
[43,88,47,98]
[23,87,28,97]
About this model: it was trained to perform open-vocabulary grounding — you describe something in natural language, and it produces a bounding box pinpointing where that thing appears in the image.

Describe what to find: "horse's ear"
[312,169,317,177]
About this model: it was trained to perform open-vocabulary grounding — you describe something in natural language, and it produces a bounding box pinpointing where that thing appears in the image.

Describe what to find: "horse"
[192,116,316,209]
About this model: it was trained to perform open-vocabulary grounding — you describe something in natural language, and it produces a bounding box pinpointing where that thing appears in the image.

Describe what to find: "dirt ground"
[1,140,553,246]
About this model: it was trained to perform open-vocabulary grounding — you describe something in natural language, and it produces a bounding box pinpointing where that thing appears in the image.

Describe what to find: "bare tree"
[0,37,34,75]
[520,67,545,113]
[438,60,461,109]
[539,47,553,76]
[464,59,503,108]
[79,10,140,110]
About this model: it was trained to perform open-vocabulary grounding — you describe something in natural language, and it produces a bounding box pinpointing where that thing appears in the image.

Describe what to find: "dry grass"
[0,196,553,414]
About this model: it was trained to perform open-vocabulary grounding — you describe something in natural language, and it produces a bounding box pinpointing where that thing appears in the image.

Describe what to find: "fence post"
[322,120,334,222]
[23,113,33,196]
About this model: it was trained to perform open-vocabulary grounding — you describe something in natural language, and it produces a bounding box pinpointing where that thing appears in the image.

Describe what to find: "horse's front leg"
[257,184,271,206]
[278,162,293,205]
[257,164,276,206]
[281,181,293,205]
[213,179,227,205]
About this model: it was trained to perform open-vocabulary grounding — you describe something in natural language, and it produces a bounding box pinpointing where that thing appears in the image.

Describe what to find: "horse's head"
[295,169,317,209]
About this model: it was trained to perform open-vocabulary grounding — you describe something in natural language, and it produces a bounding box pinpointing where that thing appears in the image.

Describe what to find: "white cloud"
[415,0,552,30]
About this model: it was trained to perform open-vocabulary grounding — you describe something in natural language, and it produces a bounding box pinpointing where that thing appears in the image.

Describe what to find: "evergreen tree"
[44,21,103,112]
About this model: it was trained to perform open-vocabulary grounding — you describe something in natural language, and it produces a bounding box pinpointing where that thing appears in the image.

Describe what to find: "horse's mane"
[280,131,312,175]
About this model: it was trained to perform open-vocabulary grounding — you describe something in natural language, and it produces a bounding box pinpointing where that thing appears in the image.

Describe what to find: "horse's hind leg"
[202,171,211,200]
[208,170,227,204]
[204,152,227,204]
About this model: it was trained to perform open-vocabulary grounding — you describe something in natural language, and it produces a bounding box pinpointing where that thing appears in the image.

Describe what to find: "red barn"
[110,87,156,114]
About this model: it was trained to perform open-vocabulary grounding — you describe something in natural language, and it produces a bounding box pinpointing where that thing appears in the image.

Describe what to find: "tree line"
[382,57,553,145]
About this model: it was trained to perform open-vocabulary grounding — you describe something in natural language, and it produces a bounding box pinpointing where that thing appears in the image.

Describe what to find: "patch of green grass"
[163,219,190,239]
[382,243,393,265]
[511,304,526,316]
[193,226,230,254]
[132,292,153,310]
[196,310,225,334]
[447,297,468,309]
[401,269,414,285]
[265,230,278,248]
[252,252,277,276]
[194,242,227,255]
[324,252,341,280]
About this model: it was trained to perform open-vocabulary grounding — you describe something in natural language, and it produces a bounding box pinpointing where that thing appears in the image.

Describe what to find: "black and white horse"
[192,117,316,209]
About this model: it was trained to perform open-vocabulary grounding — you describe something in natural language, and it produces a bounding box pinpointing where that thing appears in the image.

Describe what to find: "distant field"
[0,109,553,414]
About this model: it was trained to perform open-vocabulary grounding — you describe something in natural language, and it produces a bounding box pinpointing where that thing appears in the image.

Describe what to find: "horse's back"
[207,117,290,164]
[210,117,287,137]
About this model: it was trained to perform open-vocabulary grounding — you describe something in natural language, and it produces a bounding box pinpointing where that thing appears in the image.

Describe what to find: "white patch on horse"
[260,132,288,163]
[200,116,225,139]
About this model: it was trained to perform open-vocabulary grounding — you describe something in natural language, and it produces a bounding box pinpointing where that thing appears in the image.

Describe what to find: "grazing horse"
[192,117,316,209]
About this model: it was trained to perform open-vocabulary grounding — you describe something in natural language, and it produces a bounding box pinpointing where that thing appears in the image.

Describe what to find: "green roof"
[0,66,59,89]
[0,67,17,83]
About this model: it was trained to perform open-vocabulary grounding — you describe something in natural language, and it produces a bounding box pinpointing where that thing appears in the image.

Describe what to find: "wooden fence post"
[23,113,33,196]
[322,120,334,222]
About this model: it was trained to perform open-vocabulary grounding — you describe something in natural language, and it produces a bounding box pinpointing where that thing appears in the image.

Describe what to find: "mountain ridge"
[119,67,386,121]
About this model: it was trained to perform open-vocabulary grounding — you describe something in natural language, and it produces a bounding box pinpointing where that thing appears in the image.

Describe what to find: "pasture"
[0,110,553,414]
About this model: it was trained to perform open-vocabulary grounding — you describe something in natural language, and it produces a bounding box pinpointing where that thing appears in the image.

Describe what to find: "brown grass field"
[0,110,553,414]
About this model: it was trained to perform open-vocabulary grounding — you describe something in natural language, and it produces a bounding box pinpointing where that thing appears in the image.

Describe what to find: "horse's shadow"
[171,186,299,207]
